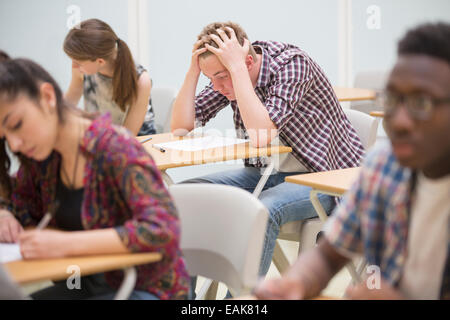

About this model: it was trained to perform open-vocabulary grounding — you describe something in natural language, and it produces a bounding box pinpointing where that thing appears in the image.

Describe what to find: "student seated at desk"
[254,22,450,300]
[64,19,156,136]
[171,21,365,279]
[0,57,189,299]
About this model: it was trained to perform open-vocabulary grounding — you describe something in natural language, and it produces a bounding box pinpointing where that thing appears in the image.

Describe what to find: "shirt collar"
[254,44,272,88]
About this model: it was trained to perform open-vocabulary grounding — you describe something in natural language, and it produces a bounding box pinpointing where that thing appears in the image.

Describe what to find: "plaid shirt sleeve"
[265,55,313,130]
[323,169,365,258]
[323,145,391,258]
[194,84,230,126]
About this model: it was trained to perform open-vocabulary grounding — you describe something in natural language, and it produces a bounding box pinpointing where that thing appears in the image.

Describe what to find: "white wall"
[351,0,450,82]
[0,0,128,90]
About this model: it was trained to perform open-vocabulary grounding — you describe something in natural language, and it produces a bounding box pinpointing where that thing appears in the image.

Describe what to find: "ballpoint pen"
[37,201,59,230]
[36,212,52,230]
[152,144,166,153]
[140,137,153,144]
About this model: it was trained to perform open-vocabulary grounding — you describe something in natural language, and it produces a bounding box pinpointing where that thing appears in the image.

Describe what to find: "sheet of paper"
[0,243,22,263]
[154,136,249,152]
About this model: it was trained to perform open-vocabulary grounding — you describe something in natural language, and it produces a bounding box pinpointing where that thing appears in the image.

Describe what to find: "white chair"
[273,108,378,277]
[0,264,27,300]
[169,184,268,299]
[342,108,378,150]
[151,87,178,133]
[350,70,388,115]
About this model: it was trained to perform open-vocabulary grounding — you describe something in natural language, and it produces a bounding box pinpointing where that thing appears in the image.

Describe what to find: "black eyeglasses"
[377,91,450,121]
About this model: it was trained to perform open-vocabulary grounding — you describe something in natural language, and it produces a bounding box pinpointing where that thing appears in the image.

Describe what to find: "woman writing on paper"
[0,57,189,299]
[64,18,156,136]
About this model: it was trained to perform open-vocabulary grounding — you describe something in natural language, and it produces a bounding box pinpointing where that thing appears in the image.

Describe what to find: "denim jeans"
[30,273,159,300]
[182,167,336,278]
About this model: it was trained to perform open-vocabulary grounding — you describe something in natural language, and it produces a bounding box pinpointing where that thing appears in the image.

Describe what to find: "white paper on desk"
[154,136,249,151]
[0,243,22,263]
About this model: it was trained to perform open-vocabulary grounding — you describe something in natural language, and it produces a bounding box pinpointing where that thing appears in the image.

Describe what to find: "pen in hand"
[36,201,59,230]
[36,212,52,230]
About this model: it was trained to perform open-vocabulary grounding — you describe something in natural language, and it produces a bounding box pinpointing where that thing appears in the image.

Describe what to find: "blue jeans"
[30,273,159,300]
[182,167,335,277]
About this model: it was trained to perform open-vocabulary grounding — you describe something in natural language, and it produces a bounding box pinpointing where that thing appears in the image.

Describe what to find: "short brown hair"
[197,21,257,60]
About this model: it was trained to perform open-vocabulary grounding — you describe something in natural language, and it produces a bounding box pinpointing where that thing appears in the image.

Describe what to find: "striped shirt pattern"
[195,40,365,171]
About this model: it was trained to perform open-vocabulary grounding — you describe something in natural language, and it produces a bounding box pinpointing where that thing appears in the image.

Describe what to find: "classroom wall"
[351,0,450,82]
[0,0,128,90]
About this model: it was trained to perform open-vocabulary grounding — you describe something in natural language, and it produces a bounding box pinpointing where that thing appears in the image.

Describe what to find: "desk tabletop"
[285,167,361,194]
[139,133,292,171]
[369,111,385,118]
[334,87,377,102]
[5,252,162,285]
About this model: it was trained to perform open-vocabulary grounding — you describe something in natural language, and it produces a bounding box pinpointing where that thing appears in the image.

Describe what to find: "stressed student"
[0,57,189,299]
[171,21,365,280]
[64,19,156,136]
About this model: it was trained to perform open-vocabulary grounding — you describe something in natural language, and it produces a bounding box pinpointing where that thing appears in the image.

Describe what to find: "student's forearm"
[171,69,199,133]
[65,229,129,256]
[286,240,349,299]
[230,67,277,147]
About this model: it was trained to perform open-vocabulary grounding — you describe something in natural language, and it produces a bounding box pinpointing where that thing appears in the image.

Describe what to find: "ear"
[39,82,57,115]
[245,55,254,71]
[96,58,106,67]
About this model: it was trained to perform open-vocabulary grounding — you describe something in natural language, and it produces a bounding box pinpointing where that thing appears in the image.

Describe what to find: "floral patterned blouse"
[3,114,189,299]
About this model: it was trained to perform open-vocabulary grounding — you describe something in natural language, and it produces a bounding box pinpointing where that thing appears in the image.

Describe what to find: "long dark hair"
[0,57,71,197]
[63,19,138,112]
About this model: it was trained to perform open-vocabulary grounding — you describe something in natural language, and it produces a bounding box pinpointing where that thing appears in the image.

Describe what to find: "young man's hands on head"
[189,40,208,76]
[204,27,250,73]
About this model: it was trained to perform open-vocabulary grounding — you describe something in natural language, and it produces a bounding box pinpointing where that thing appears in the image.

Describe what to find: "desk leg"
[309,189,363,285]
[252,158,274,198]
[114,267,137,300]
[161,170,174,186]
[309,189,331,222]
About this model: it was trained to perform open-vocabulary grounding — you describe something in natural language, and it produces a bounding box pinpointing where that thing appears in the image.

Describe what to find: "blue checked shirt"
[324,143,450,299]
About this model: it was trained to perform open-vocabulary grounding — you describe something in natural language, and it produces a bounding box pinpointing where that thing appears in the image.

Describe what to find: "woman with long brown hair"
[64,19,156,136]
[0,56,188,299]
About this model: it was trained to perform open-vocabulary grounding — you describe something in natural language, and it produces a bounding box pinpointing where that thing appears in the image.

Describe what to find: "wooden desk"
[369,111,385,118]
[5,252,161,299]
[285,167,363,282]
[139,133,292,197]
[140,133,291,171]
[285,167,362,198]
[334,87,377,102]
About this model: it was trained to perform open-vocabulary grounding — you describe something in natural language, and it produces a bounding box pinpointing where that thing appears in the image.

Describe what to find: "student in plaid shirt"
[254,22,450,300]
[171,21,365,282]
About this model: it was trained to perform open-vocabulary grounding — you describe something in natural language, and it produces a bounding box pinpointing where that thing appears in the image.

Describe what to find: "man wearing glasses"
[254,22,450,300]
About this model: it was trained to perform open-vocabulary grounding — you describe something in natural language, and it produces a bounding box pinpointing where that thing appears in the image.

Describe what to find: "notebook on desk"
[153,135,249,152]
[0,243,22,263]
